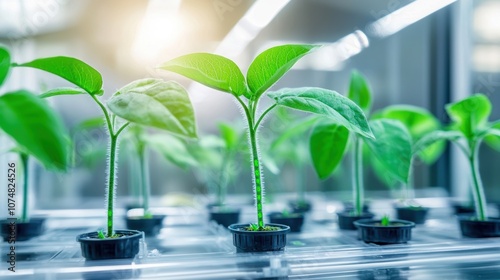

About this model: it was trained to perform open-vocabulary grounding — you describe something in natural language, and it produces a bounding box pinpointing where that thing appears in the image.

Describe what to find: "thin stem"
[352,138,364,216]
[254,104,277,131]
[90,94,113,135]
[469,140,487,221]
[106,136,118,237]
[20,153,29,223]
[115,122,130,137]
[138,141,150,215]
[249,127,265,228]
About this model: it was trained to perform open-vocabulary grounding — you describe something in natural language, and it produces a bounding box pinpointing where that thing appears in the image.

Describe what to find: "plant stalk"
[352,138,364,216]
[469,141,487,221]
[20,153,29,223]
[249,127,265,228]
[106,136,118,237]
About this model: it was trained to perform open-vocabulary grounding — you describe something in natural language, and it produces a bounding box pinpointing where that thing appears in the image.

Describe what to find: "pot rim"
[77,229,142,243]
[354,219,415,229]
[228,223,290,235]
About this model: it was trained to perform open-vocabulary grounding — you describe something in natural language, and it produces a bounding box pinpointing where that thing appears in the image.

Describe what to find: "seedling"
[371,105,444,203]
[416,94,500,221]
[310,71,413,216]
[13,56,197,237]
[0,47,70,224]
[381,215,390,226]
[160,44,373,230]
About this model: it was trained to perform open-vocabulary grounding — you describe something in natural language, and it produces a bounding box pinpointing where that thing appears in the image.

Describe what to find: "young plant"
[13,56,197,237]
[371,105,444,203]
[416,94,500,221]
[380,215,390,226]
[310,71,413,216]
[0,47,70,223]
[160,45,373,230]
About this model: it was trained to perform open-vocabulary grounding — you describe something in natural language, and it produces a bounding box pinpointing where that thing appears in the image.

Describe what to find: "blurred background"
[0,0,499,211]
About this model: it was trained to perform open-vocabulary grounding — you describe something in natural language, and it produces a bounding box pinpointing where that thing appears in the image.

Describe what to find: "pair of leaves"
[159,44,319,100]
[0,91,69,170]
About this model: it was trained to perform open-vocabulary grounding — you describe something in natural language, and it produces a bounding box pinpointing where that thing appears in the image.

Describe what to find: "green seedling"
[160,44,373,230]
[415,94,500,221]
[13,56,197,237]
[310,70,413,216]
[0,46,70,223]
[381,215,390,226]
[372,105,444,203]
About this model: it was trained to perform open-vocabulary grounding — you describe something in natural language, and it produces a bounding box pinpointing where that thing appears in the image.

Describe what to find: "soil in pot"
[458,216,500,238]
[209,207,240,228]
[1,217,46,242]
[337,211,375,230]
[268,212,304,233]
[125,215,165,236]
[288,200,312,213]
[395,206,429,225]
[228,223,290,252]
[354,219,415,244]
[77,229,142,260]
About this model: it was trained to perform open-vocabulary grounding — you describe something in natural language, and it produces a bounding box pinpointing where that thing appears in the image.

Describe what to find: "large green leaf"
[40,87,90,98]
[15,56,103,95]
[146,134,198,169]
[159,53,247,97]
[348,70,371,114]
[108,79,197,138]
[484,121,500,151]
[413,130,462,156]
[0,90,69,170]
[247,44,319,100]
[372,105,444,164]
[309,121,349,179]
[0,46,10,87]
[363,119,412,183]
[267,87,374,139]
[446,94,491,139]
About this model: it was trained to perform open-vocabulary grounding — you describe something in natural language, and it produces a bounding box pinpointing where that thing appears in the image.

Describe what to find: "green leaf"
[267,87,374,139]
[15,56,103,95]
[187,135,224,169]
[372,105,445,164]
[309,120,349,179]
[446,94,491,138]
[413,130,462,156]
[0,46,11,87]
[0,90,69,170]
[484,121,500,152]
[108,79,197,138]
[247,44,319,100]
[159,53,247,97]
[40,87,90,98]
[363,119,412,183]
[146,134,198,169]
[218,122,239,150]
[72,117,105,134]
[348,70,371,113]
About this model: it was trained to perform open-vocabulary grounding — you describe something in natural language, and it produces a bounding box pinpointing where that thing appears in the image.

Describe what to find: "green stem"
[469,141,487,221]
[352,138,364,216]
[138,141,150,215]
[20,153,29,223]
[106,135,118,237]
[254,104,277,131]
[249,127,265,228]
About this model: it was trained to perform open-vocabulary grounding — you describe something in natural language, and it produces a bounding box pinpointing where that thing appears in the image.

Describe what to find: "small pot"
[268,212,304,233]
[125,215,165,236]
[228,223,290,252]
[354,219,415,244]
[395,206,429,225]
[77,229,142,260]
[288,200,312,213]
[1,217,45,242]
[209,207,240,228]
[343,202,370,213]
[337,211,375,230]
[458,216,500,238]
[450,202,475,215]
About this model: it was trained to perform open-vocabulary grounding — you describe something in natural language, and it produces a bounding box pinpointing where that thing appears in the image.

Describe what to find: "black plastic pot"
[450,202,475,215]
[395,206,429,225]
[337,211,375,230]
[354,219,415,244]
[268,212,304,233]
[209,207,240,228]
[125,215,165,236]
[228,223,290,252]
[458,216,500,238]
[288,200,311,213]
[77,229,142,260]
[1,217,45,242]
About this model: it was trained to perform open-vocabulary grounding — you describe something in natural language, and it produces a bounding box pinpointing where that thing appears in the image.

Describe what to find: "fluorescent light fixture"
[473,45,500,72]
[474,1,500,42]
[368,0,456,38]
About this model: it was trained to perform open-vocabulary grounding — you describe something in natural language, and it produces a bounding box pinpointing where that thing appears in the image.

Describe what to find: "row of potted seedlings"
[1,43,500,259]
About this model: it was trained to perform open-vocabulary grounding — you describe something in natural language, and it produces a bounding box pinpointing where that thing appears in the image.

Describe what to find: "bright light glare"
[132,0,181,65]
[368,0,456,38]
[474,1,500,41]
[473,45,500,72]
